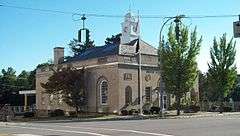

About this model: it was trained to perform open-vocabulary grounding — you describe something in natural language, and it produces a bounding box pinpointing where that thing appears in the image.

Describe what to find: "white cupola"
[120,12,140,44]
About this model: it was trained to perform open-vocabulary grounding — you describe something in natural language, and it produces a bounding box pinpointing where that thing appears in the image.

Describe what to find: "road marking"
[0,124,110,136]
[30,124,174,136]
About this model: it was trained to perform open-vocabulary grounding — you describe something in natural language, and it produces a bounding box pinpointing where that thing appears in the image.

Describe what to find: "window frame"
[100,80,108,105]
[125,86,132,105]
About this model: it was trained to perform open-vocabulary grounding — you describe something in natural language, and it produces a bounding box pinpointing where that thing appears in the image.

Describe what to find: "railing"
[11,105,36,114]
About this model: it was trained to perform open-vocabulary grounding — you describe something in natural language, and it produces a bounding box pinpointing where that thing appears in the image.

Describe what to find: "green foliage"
[159,24,202,115]
[41,66,87,112]
[0,67,17,93]
[69,38,95,56]
[208,34,237,102]
[105,33,122,45]
[199,71,211,102]
[16,70,30,90]
[231,85,240,102]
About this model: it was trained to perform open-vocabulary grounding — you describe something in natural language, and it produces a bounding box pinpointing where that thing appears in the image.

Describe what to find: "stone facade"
[36,44,162,115]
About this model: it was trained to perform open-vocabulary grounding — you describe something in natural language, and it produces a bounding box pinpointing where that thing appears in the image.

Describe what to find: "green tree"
[105,33,122,45]
[159,23,202,115]
[16,70,30,90]
[41,66,87,113]
[208,34,237,110]
[0,67,17,104]
[199,71,207,102]
[69,38,94,56]
[231,86,240,102]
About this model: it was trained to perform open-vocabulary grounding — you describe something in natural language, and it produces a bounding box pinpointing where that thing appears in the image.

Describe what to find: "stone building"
[36,12,198,116]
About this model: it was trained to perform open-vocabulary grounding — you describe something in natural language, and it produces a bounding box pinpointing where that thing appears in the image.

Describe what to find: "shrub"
[128,109,133,115]
[143,110,150,115]
[23,112,35,118]
[208,105,218,112]
[121,110,128,116]
[184,105,200,113]
[150,107,160,114]
[68,111,77,117]
[129,109,138,115]
[50,109,65,117]
[223,106,232,112]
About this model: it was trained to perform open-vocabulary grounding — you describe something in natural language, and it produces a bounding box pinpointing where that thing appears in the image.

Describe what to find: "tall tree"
[0,67,17,104]
[198,71,207,102]
[16,70,30,90]
[105,33,122,45]
[69,38,95,56]
[208,34,237,110]
[159,22,202,115]
[41,66,87,113]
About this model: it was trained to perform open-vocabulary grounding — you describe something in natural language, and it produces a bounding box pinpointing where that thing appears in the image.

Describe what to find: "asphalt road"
[1,115,240,136]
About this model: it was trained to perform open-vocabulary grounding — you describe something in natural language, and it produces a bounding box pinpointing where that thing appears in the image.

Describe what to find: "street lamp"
[158,15,185,117]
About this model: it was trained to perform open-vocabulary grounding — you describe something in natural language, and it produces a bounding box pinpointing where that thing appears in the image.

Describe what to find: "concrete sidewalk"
[2,112,240,123]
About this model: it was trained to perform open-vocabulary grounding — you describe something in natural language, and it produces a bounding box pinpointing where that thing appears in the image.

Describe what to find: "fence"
[11,105,36,114]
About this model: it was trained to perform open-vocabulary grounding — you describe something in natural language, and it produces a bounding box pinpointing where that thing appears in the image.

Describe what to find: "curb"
[168,112,240,119]
[1,112,240,123]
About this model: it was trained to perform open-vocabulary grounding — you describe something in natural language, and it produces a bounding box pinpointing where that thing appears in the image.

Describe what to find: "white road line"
[29,124,174,136]
[0,125,110,136]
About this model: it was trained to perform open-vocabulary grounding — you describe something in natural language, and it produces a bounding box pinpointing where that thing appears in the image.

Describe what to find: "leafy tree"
[231,86,240,102]
[105,33,122,45]
[28,70,36,90]
[69,38,94,56]
[208,34,237,108]
[16,70,30,90]
[159,23,202,115]
[198,71,207,102]
[0,67,17,92]
[41,66,87,113]
[0,67,17,104]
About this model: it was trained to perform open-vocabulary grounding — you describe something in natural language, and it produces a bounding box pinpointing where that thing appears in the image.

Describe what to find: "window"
[163,95,167,109]
[145,87,151,102]
[125,86,132,105]
[124,73,132,80]
[100,80,108,105]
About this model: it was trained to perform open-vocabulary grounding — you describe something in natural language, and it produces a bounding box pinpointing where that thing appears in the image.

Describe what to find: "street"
[1,115,240,136]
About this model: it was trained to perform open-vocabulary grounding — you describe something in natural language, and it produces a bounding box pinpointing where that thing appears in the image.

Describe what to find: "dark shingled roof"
[66,43,119,62]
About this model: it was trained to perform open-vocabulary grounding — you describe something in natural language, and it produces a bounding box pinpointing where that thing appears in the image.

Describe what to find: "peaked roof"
[66,43,119,62]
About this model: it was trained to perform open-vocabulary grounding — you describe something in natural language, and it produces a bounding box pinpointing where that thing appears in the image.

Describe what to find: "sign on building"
[233,21,240,38]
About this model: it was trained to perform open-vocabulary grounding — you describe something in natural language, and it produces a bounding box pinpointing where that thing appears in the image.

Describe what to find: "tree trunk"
[76,106,79,115]
[176,96,181,116]
[219,100,224,114]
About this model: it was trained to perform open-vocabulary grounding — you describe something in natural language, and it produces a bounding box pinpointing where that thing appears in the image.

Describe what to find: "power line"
[0,4,76,15]
[0,3,239,19]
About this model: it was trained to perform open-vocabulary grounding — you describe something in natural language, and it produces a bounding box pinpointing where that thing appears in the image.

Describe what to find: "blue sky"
[0,0,240,75]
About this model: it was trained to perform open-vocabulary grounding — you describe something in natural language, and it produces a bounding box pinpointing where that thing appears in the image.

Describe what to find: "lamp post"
[158,15,185,117]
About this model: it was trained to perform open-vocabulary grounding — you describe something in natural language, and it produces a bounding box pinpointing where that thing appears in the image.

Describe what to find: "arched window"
[125,86,132,105]
[100,80,108,105]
